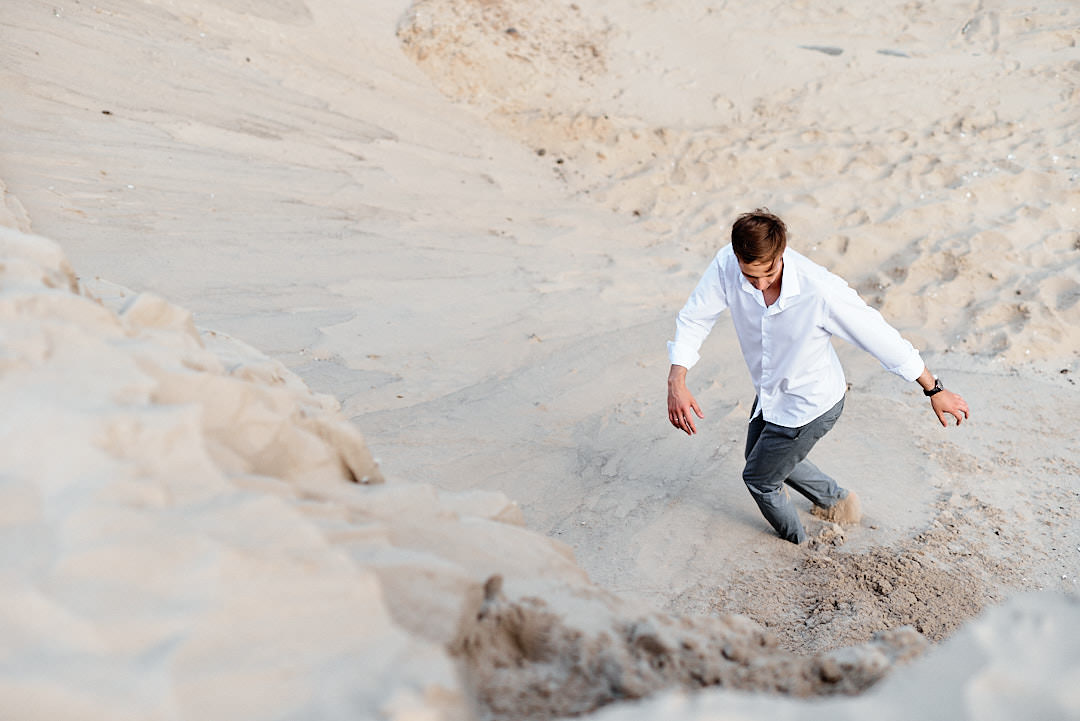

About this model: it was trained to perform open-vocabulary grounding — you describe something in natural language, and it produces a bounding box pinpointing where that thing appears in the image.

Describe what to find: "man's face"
[738,254,784,292]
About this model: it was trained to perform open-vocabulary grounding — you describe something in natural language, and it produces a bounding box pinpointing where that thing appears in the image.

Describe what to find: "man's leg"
[742,397,846,544]
[786,458,846,506]
[782,398,846,509]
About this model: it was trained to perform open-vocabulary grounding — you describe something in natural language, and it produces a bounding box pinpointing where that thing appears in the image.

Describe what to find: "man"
[666,210,970,544]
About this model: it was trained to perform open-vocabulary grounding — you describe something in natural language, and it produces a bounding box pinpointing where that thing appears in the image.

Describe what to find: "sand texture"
[2,0,1079,719]
[0,228,933,718]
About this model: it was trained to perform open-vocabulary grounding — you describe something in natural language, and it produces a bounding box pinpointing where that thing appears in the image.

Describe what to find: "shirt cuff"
[888,352,925,383]
[667,341,700,369]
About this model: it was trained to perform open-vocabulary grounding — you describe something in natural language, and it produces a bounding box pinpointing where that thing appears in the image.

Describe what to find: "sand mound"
[453,575,923,721]
[721,492,1025,655]
[0,227,461,719]
[585,592,1080,721]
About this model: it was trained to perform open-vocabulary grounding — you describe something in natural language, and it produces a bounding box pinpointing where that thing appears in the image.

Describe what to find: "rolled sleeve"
[890,351,926,383]
[667,339,701,369]
[668,258,729,369]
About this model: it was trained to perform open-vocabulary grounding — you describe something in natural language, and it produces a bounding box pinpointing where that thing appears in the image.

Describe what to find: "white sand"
[2,0,1079,719]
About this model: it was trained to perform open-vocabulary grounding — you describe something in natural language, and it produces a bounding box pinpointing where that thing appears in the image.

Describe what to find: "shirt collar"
[776,251,801,308]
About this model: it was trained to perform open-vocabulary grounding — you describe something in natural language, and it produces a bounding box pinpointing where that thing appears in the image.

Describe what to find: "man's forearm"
[915,367,935,391]
[668,364,688,388]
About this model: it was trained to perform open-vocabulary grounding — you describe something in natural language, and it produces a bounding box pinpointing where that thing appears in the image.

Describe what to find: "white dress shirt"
[668,245,925,428]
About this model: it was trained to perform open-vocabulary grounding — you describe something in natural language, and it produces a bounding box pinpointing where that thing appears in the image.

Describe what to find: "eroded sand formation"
[452,575,925,720]
[3,0,1079,718]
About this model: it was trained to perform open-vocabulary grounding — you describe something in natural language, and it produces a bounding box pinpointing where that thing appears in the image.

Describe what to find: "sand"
[2,0,1079,719]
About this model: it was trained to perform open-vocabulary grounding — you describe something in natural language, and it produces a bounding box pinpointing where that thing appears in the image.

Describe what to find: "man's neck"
[763,260,783,306]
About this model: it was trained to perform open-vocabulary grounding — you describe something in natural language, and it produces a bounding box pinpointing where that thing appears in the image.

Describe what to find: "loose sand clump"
[451,575,925,721]
[813,490,864,525]
[721,493,1023,655]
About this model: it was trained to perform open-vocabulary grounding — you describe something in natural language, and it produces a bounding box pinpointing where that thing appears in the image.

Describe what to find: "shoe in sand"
[812,491,862,525]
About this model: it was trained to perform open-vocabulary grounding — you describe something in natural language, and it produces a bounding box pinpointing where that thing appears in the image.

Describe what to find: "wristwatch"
[923,377,944,397]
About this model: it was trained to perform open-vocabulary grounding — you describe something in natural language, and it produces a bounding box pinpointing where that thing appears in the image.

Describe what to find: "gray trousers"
[743,396,847,544]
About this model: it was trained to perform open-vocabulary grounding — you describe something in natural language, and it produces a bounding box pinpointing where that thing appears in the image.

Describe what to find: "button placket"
[759,310,772,418]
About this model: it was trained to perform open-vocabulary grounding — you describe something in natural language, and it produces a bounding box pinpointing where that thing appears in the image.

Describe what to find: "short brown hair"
[731,209,787,263]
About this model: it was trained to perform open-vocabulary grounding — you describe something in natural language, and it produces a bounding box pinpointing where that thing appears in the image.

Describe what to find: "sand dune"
[2,0,1079,719]
[3,227,1075,720]
[0,227,937,718]
[400,0,1080,364]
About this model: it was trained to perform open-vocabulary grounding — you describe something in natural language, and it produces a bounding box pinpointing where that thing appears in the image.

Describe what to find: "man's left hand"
[931,390,970,427]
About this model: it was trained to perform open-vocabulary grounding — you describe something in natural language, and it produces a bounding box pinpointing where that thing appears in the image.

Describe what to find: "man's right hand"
[667,364,704,435]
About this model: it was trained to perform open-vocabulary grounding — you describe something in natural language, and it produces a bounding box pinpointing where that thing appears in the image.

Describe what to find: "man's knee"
[742,468,782,496]
[743,447,799,495]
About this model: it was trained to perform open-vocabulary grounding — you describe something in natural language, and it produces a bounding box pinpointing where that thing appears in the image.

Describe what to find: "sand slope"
[0,227,938,719]
[3,228,1077,720]
[0,228,460,719]
[400,0,1080,364]
[2,0,1080,719]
